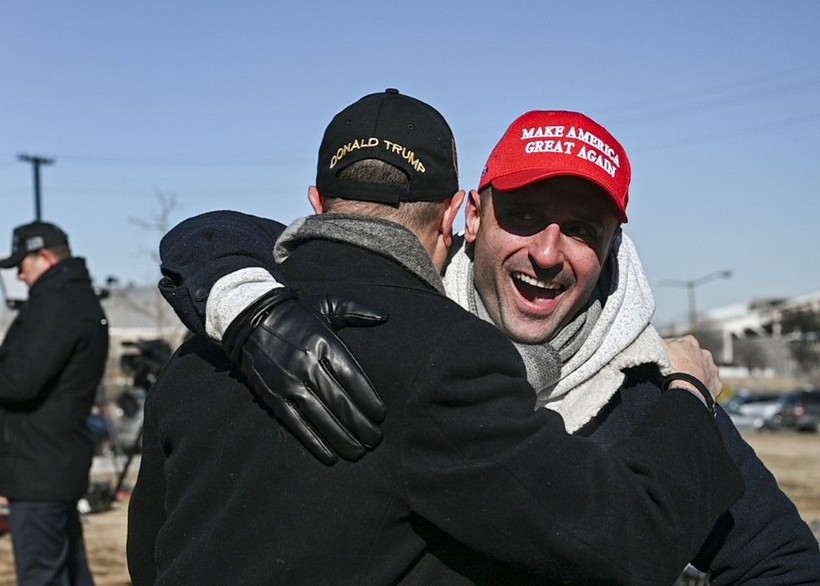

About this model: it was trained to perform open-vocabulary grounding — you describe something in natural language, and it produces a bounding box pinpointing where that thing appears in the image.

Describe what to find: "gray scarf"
[205,214,443,340]
[443,232,671,432]
[273,214,445,295]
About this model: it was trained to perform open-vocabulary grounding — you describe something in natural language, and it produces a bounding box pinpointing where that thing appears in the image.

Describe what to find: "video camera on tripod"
[86,338,174,510]
[120,338,173,393]
[89,338,173,458]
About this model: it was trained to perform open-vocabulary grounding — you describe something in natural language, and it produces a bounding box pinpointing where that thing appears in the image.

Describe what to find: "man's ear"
[610,226,623,254]
[440,190,466,247]
[465,189,482,244]
[602,225,623,264]
[308,186,324,214]
[39,248,60,268]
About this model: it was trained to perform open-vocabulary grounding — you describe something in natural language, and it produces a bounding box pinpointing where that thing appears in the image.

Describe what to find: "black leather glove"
[222,287,388,465]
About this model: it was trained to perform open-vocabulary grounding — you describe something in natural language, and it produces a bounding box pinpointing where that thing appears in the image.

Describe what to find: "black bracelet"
[662,373,717,417]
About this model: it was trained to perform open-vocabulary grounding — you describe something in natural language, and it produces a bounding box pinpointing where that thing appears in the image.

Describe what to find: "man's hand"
[664,335,723,406]
[222,288,388,465]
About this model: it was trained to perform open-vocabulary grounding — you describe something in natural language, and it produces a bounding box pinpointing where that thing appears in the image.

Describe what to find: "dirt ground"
[0,432,818,585]
[742,432,820,523]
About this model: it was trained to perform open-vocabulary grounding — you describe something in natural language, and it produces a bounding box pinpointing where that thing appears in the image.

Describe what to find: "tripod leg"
[110,424,143,505]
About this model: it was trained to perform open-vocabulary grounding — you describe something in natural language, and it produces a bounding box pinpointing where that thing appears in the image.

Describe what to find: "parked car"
[769,389,820,432]
[724,392,783,431]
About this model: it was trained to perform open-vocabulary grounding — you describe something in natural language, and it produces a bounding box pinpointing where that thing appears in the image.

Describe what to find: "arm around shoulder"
[401,317,744,584]
[694,406,820,585]
[158,210,286,337]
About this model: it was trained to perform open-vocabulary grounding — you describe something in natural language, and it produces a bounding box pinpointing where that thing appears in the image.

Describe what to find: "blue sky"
[2,1,819,326]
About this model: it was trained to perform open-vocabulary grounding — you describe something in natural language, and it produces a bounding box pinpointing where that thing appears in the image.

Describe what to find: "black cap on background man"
[0,221,69,269]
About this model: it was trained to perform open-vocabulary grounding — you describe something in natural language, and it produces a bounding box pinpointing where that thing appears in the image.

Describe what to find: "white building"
[658,290,820,390]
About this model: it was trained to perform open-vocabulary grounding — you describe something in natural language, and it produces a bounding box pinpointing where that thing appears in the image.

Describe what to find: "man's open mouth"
[512,272,563,302]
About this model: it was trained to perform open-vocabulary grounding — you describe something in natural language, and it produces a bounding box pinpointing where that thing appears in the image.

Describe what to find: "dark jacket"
[0,257,109,501]
[129,225,742,585]
[581,366,820,585]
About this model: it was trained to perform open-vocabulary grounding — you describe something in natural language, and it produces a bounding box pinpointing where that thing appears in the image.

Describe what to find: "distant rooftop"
[0,282,188,344]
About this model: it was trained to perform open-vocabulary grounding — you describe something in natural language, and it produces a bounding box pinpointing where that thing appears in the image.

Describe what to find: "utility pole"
[659,270,733,335]
[17,153,55,221]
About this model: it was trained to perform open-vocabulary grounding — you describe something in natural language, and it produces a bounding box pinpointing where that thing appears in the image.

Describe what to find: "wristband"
[662,373,717,417]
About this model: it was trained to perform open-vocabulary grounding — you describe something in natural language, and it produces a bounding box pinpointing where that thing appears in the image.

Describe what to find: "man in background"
[0,221,109,586]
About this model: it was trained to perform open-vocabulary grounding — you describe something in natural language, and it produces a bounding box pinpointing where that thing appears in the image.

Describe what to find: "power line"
[8,63,820,172]
[458,62,820,144]
[606,62,820,118]
[631,112,819,152]
[609,77,820,124]
[55,154,312,168]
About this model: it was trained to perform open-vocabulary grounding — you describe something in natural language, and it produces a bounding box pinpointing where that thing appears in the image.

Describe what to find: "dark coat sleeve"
[157,210,286,337]
[401,318,745,585]
[582,372,820,585]
[693,407,820,585]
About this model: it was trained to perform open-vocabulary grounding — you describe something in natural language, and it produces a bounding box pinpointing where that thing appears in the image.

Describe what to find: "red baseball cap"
[478,111,631,222]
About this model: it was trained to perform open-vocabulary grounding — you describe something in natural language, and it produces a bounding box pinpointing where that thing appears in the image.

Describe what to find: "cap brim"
[487,169,628,223]
[0,252,24,269]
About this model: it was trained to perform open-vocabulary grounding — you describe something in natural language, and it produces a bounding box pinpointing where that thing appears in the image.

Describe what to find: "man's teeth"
[513,273,561,291]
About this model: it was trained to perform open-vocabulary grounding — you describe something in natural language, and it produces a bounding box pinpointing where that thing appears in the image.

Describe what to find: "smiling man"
[468,176,621,344]
[465,112,627,345]
[441,111,662,432]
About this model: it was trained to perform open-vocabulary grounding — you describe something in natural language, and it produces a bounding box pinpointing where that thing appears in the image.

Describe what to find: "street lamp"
[659,270,733,334]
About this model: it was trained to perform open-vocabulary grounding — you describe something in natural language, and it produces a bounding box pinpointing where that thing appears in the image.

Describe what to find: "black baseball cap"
[316,88,460,205]
[0,221,69,268]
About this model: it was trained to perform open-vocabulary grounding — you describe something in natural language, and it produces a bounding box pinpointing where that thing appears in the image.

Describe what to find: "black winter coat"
[0,257,109,501]
[128,232,742,585]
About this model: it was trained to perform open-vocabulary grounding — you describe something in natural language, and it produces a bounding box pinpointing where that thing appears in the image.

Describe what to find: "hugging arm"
[158,213,744,469]
[157,210,388,464]
[402,317,744,584]
[157,210,288,337]
[693,408,820,585]
[663,336,820,582]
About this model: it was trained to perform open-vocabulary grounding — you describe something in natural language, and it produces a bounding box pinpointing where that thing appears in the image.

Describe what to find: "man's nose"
[528,223,564,269]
